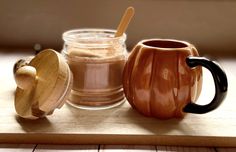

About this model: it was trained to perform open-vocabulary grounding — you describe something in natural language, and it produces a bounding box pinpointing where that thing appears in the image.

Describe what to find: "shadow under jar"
[62,29,127,110]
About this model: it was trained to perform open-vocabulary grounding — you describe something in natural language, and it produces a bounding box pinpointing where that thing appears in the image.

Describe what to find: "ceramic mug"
[123,39,228,119]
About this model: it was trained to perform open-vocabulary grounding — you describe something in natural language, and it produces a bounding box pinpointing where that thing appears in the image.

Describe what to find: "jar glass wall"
[62,29,127,110]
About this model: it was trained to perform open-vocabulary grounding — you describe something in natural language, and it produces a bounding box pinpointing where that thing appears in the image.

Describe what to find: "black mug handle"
[183,56,228,114]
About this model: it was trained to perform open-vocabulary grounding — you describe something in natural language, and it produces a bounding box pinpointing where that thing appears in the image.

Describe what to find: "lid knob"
[15,65,37,90]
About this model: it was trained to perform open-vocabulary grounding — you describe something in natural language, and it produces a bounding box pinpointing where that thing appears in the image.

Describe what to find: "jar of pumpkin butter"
[62,29,127,110]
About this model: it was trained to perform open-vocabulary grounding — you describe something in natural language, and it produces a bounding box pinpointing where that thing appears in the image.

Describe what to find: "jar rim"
[62,28,127,43]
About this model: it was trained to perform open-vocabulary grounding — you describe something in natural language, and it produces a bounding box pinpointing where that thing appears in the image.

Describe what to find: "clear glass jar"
[62,29,127,110]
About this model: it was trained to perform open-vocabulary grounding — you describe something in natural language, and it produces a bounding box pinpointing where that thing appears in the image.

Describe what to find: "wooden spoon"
[115,7,135,37]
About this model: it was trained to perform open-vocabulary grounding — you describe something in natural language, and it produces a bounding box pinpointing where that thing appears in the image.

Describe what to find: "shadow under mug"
[123,39,228,119]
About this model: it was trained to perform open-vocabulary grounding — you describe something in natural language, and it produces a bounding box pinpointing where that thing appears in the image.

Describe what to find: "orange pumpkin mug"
[123,39,228,119]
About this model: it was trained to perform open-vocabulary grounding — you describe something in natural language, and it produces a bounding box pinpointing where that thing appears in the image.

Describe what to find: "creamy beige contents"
[66,48,125,107]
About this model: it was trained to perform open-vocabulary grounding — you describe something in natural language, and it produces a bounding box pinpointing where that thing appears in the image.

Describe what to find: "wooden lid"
[15,49,72,119]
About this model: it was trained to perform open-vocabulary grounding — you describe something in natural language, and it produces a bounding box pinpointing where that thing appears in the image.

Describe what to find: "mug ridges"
[123,39,203,119]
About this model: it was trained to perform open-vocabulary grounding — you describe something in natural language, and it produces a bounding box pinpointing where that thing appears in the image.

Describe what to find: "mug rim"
[139,39,191,50]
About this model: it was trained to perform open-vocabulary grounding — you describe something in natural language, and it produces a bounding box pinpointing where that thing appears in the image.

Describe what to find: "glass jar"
[62,29,127,110]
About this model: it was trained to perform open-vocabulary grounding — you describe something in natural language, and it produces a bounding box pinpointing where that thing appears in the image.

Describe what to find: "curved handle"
[183,56,228,114]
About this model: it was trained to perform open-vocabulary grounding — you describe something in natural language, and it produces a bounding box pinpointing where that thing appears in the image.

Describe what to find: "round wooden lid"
[15,49,72,119]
